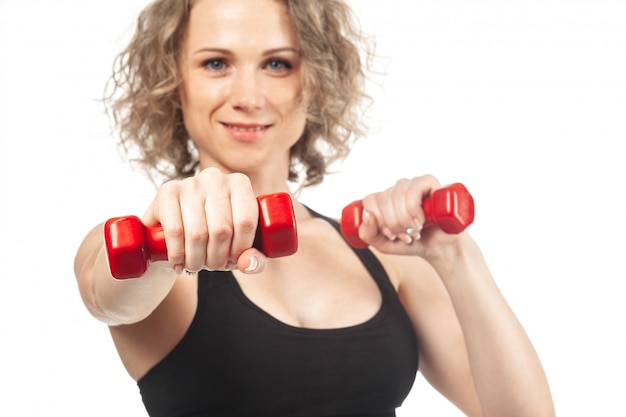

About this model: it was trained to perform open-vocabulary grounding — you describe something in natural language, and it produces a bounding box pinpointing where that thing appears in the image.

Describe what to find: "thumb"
[358,209,381,245]
[237,248,267,274]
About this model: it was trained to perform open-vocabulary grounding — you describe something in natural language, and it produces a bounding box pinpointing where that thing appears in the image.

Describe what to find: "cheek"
[179,86,217,134]
[179,106,208,146]
[271,91,307,145]
[284,106,308,146]
[274,80,307,120]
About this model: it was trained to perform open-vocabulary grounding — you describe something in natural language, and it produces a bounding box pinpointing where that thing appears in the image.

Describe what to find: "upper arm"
[73,221,182,326]
[74,222,113,322]
[382,253,484,417]
[74,223,197,380]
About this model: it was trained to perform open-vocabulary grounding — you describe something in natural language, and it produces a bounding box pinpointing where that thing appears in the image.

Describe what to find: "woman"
[74,0,555,416]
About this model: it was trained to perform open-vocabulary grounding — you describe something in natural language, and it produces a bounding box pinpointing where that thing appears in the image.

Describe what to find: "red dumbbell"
[340,183,475,248]
[104,192,298,279]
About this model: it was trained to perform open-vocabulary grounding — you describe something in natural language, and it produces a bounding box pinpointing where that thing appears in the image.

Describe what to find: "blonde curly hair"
[106,0,372,188]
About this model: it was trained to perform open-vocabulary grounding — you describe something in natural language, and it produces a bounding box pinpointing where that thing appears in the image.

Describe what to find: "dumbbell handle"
[104,192,297,279]
[340,183,474,248]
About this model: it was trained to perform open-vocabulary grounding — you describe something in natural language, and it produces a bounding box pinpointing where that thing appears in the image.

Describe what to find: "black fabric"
[138,211,419,417]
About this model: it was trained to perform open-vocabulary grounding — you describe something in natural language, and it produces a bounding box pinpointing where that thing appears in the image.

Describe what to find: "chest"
[233,225,385,329]
[138,216,420,416]
[139,267,419,417]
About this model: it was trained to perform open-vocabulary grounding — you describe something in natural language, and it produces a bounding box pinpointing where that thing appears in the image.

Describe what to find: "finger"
[228,175,258,261]
[203,184,234,271]
[388,179,417,243]
[365,186,404,241]
[362,176,442,246]
[179,182,209,272]
[357,208,380,245]
[406,175,443,236]
[237,248,267,274]
[144,182,186,273]
[360,209,419,253]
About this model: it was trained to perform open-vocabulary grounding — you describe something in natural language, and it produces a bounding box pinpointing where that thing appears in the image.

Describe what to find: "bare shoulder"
[371,249,443,296]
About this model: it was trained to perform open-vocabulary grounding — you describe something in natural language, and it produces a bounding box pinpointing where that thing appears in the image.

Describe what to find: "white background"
[1,0,625,415]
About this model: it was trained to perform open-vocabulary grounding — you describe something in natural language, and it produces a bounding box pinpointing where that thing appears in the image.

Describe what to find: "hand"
[357,175,466,258]
[142,167,265,274]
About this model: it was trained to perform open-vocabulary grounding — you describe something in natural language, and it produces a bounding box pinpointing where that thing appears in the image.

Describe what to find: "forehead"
[186,0,297,49]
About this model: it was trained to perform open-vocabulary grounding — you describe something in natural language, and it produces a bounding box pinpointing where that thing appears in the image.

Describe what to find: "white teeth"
[229,125,265,132]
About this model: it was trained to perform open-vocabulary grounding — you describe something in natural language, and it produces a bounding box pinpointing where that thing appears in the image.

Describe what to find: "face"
[178,0,307,182]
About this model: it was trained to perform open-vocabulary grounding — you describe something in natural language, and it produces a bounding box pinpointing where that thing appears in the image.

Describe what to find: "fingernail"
[174,264,184,275]
[412,220,423,240]
[400,234,413,245]
[362,209,371,225]
[245,255,259,273]
[382,227,397,241]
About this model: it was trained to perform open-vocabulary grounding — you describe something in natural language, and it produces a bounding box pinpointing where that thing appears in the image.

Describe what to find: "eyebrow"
[191,47,299,56]
[263,47,299,56]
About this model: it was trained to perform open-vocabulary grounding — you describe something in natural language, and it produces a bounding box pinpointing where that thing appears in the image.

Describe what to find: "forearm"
[75,224,178,326]
[429,235,555,417]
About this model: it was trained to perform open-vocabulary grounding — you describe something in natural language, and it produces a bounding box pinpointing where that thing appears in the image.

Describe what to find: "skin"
[74,1,555,416]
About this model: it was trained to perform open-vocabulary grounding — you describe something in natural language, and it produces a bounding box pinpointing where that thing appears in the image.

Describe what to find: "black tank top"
[138,211,418,417]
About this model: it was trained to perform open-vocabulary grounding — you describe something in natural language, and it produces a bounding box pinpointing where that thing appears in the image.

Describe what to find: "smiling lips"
[222,122,272,142]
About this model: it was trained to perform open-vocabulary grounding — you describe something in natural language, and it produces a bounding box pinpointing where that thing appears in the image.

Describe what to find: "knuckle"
[205,262,223,271]
[187,227,207,244]
[167,250,185,264]
[205,256,227,271]
[421,173,439,186]
[185,261,204,272]
[210,223,234,244]
[159,179,181,196]
[237,217,257,236]
[373,190,388,204]
[201,166,222,178]
[229,172,252,188]
[197,167,223,186]
[391,185,405,200]
[166,225,184,241]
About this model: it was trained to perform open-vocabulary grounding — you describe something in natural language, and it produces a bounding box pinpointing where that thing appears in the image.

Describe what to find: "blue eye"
[267,59,291,71]
[204,59,226,71]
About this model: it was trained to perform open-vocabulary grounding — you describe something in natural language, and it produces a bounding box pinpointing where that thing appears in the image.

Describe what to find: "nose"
[229,68,264,112]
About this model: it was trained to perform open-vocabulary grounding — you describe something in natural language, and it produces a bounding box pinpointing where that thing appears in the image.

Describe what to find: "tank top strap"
[305,206,398,296]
